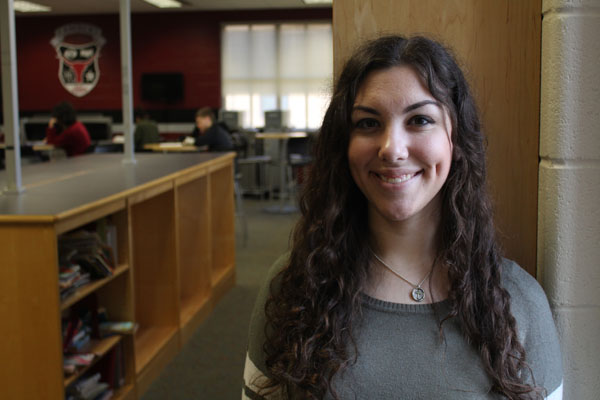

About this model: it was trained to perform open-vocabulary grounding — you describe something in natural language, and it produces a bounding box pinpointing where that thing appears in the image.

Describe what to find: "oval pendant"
[411,287,425,302]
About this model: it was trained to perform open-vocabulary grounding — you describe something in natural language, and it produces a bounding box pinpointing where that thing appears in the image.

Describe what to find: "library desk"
[0,152,236,399]
[0,142,66,161]
[142,142,203,153]
[254,131,307,213]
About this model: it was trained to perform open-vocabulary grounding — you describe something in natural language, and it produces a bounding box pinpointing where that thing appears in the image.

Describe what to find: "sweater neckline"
[361,292,451,314]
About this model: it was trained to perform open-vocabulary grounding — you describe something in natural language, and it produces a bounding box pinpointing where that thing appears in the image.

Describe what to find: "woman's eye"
[355,118,380,129]
[409,115,434,126]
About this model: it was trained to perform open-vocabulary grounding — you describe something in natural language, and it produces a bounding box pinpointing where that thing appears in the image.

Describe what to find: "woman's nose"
[378,123,408,162]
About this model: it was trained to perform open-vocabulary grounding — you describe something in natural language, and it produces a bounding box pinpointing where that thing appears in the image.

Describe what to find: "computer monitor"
[264,110,289,132]
[79,115,113,142]
[20,114,113,143]
[219,110,243,131]
[20,116,52,142]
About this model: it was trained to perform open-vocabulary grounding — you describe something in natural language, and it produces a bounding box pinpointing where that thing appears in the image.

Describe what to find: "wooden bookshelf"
[0,153,236,399]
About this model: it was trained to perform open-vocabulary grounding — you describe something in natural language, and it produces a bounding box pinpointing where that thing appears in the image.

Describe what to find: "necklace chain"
[370,250,434,302]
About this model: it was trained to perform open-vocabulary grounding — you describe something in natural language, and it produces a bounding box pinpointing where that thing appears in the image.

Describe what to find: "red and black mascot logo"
[50,23,106,97]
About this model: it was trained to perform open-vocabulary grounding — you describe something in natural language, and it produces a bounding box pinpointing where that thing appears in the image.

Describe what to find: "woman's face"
[347,65,453,225]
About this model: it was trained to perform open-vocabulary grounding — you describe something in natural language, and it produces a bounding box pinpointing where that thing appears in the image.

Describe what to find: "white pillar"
[0,0,23,193]
[538,0,600,398]
[120,0,135,164]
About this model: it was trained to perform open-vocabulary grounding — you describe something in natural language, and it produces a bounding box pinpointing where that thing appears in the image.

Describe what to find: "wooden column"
[333,0,541,274]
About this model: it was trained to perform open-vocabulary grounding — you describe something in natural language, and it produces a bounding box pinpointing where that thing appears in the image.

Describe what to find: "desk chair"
[286,135,313,201]
[230,131,271,247]
[231,132,272,199]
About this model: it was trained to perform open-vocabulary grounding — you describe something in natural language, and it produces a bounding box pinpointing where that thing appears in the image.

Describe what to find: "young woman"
[244,35,563,399]
[45,101,91,156]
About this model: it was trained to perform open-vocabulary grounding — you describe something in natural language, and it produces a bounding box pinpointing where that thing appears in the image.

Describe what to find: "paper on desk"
[159,142,184,148]
[112,135,124,143]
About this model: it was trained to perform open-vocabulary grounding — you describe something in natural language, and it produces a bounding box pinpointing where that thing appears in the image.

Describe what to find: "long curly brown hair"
[262,35,543,399]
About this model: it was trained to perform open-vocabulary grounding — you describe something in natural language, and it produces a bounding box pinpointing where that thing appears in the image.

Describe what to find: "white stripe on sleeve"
[546,380,563,400]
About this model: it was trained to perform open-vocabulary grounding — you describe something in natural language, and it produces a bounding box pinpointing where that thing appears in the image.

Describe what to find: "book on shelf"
[59,265,91,300]
[66,343,126,398]
[63,353,95,375]
[63,301,98,376]
[58,227,117,300]
[96,218,118,262]
[67,372,110,400]
[102,342,126,390]
[99,321,138,337]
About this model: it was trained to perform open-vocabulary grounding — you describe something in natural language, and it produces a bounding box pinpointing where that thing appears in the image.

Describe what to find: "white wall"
[538,0,600,398]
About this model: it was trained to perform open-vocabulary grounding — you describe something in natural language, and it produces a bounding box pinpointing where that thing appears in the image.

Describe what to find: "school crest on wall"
[50,23,106,97]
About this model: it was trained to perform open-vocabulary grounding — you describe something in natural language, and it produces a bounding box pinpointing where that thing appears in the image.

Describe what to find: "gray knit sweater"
[243,257,563,399]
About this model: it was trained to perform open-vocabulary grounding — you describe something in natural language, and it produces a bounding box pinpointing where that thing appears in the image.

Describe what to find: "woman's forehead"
[353,66,437,110]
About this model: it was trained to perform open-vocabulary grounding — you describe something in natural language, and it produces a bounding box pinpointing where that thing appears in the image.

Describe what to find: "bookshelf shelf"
[180,291,211,328]
[113,383,135,400]
[60,263,130,311]
[134,326,178,375]
[0,153,236,399]
[64,335,122,388]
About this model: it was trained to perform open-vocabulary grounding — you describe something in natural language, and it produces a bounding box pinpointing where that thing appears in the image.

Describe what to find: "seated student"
[186,107,234,151]
[45,101,91,157]
[133,109,160,151]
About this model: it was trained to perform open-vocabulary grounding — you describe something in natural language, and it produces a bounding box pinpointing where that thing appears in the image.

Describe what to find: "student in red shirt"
[45,101,91,157]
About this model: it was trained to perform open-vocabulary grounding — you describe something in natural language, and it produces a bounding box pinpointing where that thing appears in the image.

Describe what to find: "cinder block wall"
[538,0,600,398]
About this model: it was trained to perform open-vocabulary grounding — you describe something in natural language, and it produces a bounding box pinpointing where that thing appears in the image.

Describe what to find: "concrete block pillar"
[539,0,600,398]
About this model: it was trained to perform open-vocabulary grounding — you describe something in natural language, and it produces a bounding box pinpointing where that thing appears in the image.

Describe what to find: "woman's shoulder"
[244,254,290,398]
[247,252,290,347]
[499,258,556,334]
[260,253,290,296]
[500,258,548,310]
[500,258,563,396]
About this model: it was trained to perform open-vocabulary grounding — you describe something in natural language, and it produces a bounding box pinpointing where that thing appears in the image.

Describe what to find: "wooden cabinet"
[332,0,542,274]
[0,152,236,399]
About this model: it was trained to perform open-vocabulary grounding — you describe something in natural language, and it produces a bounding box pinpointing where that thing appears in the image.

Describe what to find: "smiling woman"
[243,35,563,399]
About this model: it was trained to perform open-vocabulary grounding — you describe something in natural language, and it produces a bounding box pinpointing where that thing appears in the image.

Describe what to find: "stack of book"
[59,264,91,300]
[63,353,95,376]
[58,230,116,299]
[66,372,112,400]
[62,316,94,376]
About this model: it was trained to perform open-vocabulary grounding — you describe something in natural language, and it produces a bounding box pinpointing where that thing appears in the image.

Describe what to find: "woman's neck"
[365,205,449,304]
[368,207,439,271]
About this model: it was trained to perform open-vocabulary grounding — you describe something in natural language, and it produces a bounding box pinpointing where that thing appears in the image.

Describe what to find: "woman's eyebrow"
[352,105,379,115]
[353,100,440,115]
[403,100,440,113]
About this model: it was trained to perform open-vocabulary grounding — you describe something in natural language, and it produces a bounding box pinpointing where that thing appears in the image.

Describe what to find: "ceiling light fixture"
[302,0,333,4]
[14,1,51,12]
[143,0,182,8]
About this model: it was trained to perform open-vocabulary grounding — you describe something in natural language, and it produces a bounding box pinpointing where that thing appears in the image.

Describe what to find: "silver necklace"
[371,251,434,302]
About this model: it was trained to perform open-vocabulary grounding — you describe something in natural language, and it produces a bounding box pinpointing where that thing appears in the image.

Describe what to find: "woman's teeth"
[377,173,415,184]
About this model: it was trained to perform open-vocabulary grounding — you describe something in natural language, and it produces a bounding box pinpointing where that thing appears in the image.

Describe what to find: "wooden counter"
[0,152,236,399]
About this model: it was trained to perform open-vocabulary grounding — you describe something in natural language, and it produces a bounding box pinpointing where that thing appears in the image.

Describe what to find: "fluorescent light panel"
[143,0,182,8]
[302,0,333,4]
[14,1,51,12]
